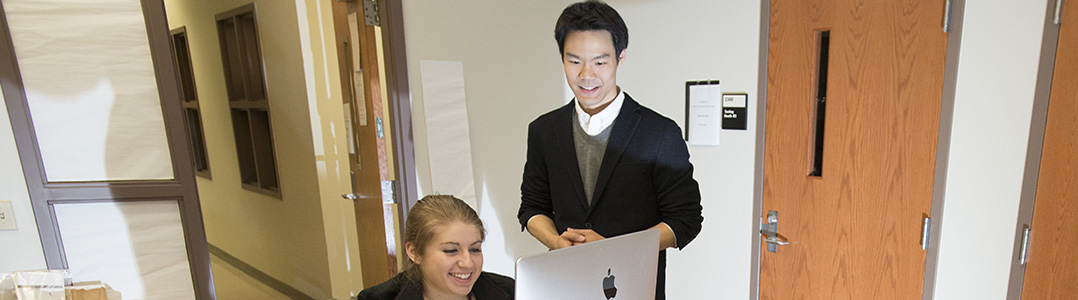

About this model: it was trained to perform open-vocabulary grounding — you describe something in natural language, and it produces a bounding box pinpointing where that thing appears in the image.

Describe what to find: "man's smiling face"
[562,30,625,115]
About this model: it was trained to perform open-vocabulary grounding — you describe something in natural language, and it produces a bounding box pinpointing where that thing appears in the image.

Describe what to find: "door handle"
[342,193,377,201]
[762,234,790,246]
[760,210,789,252]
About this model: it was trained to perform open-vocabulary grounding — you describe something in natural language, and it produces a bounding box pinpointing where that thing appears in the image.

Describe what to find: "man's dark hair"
[554,0,629,61]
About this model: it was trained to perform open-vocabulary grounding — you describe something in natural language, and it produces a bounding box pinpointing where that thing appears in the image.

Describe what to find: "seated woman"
[357,195,514,300]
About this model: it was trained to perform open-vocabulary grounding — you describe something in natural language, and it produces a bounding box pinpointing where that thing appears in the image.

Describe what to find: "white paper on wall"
[54,201,195,300]
[348,12,368,127]
[4,0,174,182]
[687,83,723,146]
[420,60,478,207]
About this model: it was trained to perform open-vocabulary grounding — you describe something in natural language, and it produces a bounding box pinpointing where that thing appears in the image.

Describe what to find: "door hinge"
[1020,226,1032,265]
[381,180,396,204]
[363,0,380,26]
[921,216,931,250]
[1055,0,1065,25]
[943,0,955,32]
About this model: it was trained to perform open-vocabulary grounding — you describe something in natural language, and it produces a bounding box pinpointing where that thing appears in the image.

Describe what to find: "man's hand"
[545,234,574,250]
[528,215,575,250]
[563,228,606,246]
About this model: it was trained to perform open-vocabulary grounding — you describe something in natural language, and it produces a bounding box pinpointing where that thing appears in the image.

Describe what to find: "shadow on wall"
[5,0,190,297]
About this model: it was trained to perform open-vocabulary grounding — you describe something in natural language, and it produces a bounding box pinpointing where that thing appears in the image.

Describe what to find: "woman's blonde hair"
[402,195,485,284]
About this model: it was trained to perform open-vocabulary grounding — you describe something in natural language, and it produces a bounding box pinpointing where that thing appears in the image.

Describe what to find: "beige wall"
[293,1,366,297]
[162,0,360,298]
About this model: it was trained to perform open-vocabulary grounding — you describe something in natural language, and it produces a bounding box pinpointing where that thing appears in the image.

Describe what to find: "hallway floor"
[209,255,291,300]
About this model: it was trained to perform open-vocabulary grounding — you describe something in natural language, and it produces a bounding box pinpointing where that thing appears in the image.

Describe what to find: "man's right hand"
[527,215,576,250]
[547,234,575,250]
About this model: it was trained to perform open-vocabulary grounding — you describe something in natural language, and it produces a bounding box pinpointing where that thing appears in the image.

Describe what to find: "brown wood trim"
[141,0,214,298]
[215,3,256,22]
[0,0,67,269]
[170,26,212,179]
[215,3,268,104]
[169,27,197,103]
[43,183,189,200]
[216,3,281,198]
[0,0,212,298]
[1006,0,1063,299]
[47,197,186,205]
[380,0,419,223]
[240,182,283,199]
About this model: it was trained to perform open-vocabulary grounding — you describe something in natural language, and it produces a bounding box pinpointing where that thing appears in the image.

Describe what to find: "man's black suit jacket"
[518,94,704,299]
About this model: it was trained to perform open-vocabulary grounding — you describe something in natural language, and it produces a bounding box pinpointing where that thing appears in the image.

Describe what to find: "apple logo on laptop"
[603,268,617,299]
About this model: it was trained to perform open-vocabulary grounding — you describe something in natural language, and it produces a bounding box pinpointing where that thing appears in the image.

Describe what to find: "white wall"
[0,0,1051,298]
[614,2,760,299]
[0,83,48,273]
[933,1,1048,299]
[403,1,567,276]
[403,1,1054,299]
[402,1,760,299]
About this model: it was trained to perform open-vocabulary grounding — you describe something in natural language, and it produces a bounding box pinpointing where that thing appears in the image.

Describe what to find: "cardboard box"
[65,286,106,300]
[64,283,119,300]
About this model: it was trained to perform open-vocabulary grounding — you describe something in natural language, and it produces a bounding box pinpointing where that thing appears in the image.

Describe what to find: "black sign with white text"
[722,93,748,130]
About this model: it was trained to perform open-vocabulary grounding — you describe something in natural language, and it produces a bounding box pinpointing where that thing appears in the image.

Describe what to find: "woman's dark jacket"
[356,271,514,300]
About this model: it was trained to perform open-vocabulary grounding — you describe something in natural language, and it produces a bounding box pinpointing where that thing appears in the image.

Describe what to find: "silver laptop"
[515,228,659,300]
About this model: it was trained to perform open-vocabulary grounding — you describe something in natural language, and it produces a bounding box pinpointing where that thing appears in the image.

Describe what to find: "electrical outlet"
[0,200,16,230]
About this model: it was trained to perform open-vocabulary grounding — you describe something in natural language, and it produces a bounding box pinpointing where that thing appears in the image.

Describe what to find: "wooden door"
[331,0,400,288]
[1019,3,1078,299]
[761,0,948,299]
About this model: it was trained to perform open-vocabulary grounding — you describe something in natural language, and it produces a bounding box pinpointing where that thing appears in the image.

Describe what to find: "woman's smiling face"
[409,220,484,300]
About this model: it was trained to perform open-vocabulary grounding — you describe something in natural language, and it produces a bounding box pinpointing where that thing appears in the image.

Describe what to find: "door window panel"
[4,0,173,182]
[54,201,196,299]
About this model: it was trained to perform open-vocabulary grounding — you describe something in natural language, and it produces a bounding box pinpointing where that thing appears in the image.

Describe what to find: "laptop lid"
[515,228,659,300]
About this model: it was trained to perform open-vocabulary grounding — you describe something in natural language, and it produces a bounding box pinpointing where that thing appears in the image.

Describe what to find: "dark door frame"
[2,0,420,298]
[0,0,212,298]
[1006,0,1066,299]
[379,0,420,224]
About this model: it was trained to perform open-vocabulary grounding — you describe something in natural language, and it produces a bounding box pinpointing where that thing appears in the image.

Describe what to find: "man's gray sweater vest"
[572,112,614,206]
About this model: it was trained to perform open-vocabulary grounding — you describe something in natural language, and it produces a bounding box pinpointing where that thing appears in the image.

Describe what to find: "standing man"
[517,1,704,299]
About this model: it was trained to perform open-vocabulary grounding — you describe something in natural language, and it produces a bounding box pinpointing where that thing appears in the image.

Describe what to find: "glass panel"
[54,201,195,300]
[4,0,174,182]
[809,30,830,177]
